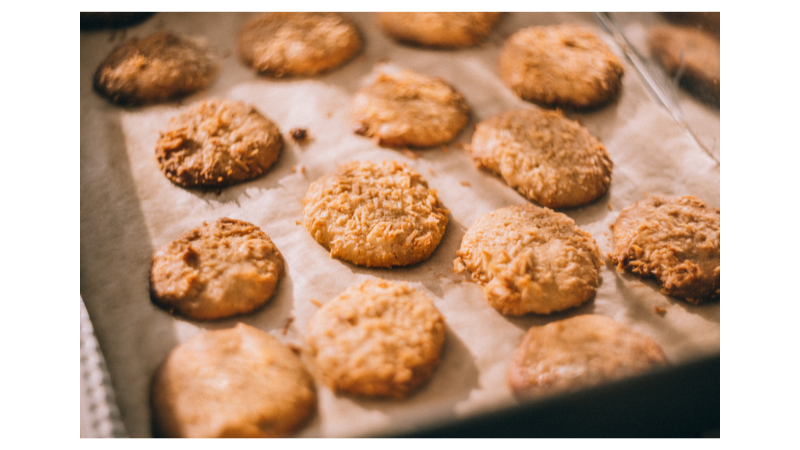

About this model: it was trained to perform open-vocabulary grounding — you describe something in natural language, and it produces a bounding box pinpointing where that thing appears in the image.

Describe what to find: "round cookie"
[155,99,283,189]
[239,12,362,77]
[648,24,720,106]
[352,66,470,148]
[151,323,316,438]
[93,32,217,105]
[150,218,285,320]
[306,279,446,398]
[507,315,667,399]
[303,160,449,268]
[377,12,501,48]
[609,195,720,304]
[498,24,624,110]
[470,108,613,209]
[455,205,601,315]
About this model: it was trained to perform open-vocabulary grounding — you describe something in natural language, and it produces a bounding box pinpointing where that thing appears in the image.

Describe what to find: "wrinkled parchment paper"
[80,12,720,438]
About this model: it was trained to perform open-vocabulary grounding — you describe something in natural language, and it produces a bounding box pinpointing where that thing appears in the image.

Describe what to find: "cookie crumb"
[401,149,418,159]
[290,166,297,173]
[428,168,436,176]
[281,317,295,335]
[287,343,303,355]
[460,181,471,187]
[654,306,666,316]
[290,128,309,141]
[309,298,322,307]
[326,111,333,118]
[295,221,302,226]
[453,257,466,273]
[299,166,306,174]
[608,203,613,211]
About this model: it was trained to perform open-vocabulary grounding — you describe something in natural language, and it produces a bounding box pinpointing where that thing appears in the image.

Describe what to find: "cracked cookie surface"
[150,218,285,320]
[155,99,282,188]
[498,24,624,110]
[306,280,445,398]
[508,315,667,399]
[455,205,601,315]
[239,12,362,77]
[303,160,448,268]
[93,31,217,105]
[352,66,470,148]
[151,323,316,437]
[609,195,720,304]
[470,108,612,208]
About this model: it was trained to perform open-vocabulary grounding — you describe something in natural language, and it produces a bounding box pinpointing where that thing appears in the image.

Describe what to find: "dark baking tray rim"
[385,353,720,438]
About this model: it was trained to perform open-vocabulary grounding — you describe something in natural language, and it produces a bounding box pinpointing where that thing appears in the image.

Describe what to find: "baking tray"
[80,12,720,438]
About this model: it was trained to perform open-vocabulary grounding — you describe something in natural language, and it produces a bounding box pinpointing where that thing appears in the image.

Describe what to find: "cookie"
[93,32,217,105]
[470,108,613,209]
[306,279,446,398]
[661,12,720,36]
[150,218,285,320]
[498,24,624,110]
[648,24,720,106]
[609,196,720,304]
[80,12,155,30]
[455,205,601,315]
[239,12,362,77]
[377,12,501,48]
[352,66,470,148]
[155,99,283,189]
[507,315,667,399]
[151,323,316,438]
[303,160,448,268]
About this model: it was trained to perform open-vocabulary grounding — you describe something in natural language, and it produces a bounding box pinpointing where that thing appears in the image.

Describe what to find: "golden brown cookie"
[306,279,445,398]
[151,323,316,438]
[303,160,448,268]
[150,218,285,320]
[498,24,624,110]
[352,66,470,148]
[455,205,601,315]
[470,108,613,208]
[155,99,283,189]
[93,32,217,105]
[648,24,720,106]
[507,315,667,399]
[377,12,501,48]
[609,195,720,304]
[239,12,362,77]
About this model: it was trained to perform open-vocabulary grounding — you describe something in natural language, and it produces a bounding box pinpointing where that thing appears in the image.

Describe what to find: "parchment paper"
[80,12,720,438]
